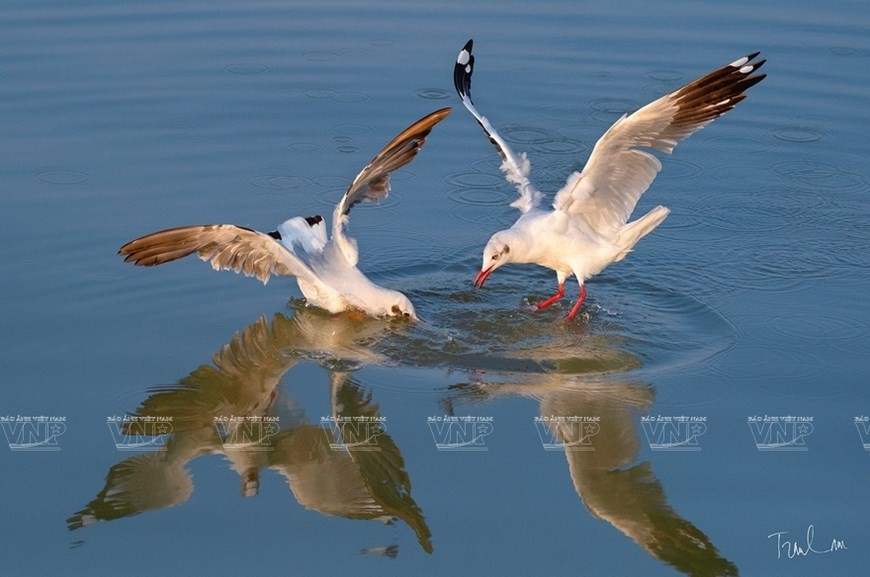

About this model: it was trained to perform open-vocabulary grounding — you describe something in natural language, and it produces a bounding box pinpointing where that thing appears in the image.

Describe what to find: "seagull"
[454,40,766,320]
[119,107,452,320]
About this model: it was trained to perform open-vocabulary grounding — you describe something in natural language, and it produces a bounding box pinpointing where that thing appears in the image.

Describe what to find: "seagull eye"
[491,254,499,261]
[403,312,411,318]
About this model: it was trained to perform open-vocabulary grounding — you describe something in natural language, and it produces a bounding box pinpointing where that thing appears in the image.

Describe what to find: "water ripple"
[332,123,373,136]
[275,87,302,100]
[448,203,515,226]
[413,87,452,100]
[529,137,587,156]
[647,69,685,82]
[588,97,640,114]
[224,62,269,75]
[649,206,712,234]
[771,126,826,143]
[446,187,511,207]
[382,267,737,390]
[500,125,563,144]
[701,134,776,155]
[534,103,582,122]
[312,175,351,190]
[358,228,457,273]
[701,195,795,234]
[767,311,868,349]
[701,170,854,234]
[829,46,857,56]
[304,88,338,99]
[471,156,503,173]
[681,260,802,297]
[834,211,870,243]
[331,92,371,103]
[587,97,641,124]
[246,174,313,191]
[34,170,92,185]
[159,118,202,134]
[445,171,508,189]
[703,238,839,294]
[303,51,341,62]
[657,158,703,181]
[287,142,322,152]
[706,342,833,399]
[772,160,868,195]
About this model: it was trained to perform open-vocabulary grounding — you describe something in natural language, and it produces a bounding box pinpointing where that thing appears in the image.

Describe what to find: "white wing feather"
[555,52,766,235]
[454,40,544,214]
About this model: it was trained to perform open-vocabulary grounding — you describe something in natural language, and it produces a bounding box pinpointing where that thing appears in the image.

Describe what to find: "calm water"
[2,0,869,575]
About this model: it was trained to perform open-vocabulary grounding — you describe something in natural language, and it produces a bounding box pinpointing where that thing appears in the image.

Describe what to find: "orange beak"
[473,265,494,288]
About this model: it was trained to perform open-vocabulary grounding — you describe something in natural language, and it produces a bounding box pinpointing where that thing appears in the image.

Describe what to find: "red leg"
[261,390,277,418]
[566,285,587,320]
[536,283,565,310]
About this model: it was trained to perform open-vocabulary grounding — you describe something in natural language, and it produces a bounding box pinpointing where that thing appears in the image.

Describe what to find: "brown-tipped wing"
[554,53,766,235]
[336,107,452,217]
[118,224,318,285]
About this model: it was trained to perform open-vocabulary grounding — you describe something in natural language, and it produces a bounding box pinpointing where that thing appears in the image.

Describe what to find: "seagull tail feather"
[613,206,670,262]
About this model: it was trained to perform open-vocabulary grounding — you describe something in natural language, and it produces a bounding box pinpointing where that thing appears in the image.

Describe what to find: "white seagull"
[454,40,766,320]
[119,107,452,320]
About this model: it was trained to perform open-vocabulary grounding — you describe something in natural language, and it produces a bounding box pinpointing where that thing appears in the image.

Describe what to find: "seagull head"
[386,292,417,321]
[474,232,513,288]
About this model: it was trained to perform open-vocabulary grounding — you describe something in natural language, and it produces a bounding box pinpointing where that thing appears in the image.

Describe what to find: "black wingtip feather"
[454,39,475,102]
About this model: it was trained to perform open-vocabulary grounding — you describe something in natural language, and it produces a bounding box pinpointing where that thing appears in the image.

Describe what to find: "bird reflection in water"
[446,364,737,577]
[67,307,432,555]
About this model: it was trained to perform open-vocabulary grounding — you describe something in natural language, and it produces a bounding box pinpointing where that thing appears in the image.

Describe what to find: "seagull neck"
[499,228,535,264]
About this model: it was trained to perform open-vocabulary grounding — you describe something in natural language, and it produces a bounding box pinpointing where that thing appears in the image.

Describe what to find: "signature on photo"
[768,525,847,560]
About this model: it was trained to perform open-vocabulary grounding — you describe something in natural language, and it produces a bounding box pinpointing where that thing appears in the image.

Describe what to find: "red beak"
[474,266,494,288]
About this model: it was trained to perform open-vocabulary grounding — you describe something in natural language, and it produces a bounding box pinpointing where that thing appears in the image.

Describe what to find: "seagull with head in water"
[119,107,451,320]
[454,40,765,320]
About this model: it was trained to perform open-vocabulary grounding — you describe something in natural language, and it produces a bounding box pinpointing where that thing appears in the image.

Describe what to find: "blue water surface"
[1,0,869,575]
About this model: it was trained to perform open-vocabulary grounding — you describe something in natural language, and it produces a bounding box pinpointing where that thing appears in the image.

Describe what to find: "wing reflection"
[271,371,431,552]
[68,309,431,554]
[447,370,737,577]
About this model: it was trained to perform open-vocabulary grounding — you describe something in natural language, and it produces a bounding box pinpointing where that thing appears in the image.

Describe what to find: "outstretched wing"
[454,39,544,214]
[119,224,319,285]
[331,107,452,264]
[554,53,766,235]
